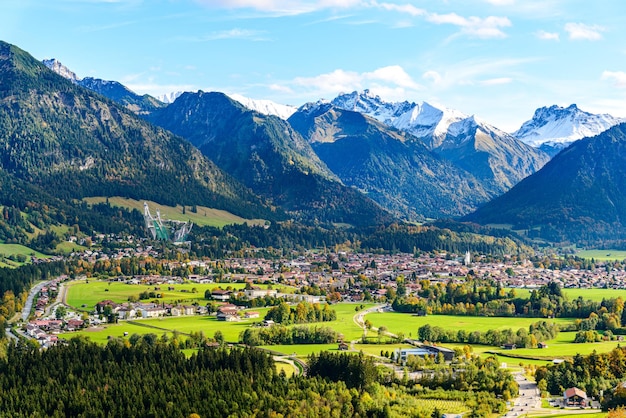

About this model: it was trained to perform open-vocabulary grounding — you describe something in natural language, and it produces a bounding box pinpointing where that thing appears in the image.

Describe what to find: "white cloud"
[565,22,604,41]
[601,71,626,88]
[370,2,425,17]
[423,57,537,89]
[480,77,512,86]
[484,0,514,4]
[422,70,442,85]
[291,65,421,98]
[427,13,511,38]
[535,30,559,41]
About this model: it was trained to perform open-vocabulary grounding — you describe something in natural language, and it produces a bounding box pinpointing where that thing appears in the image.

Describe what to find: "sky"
[2,0,626,131]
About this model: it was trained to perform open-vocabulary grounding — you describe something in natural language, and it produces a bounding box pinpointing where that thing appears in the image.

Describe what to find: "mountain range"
[466,123,626,244]
[513,104,625,156]
[288,101,489,219]
[330,90,550,196]
[23,44,626,244]
[146,91,392,227]
[2,41,276,222]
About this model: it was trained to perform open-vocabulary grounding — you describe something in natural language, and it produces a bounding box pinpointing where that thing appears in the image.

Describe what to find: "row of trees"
[417,320,559,348]
[395,280,626,328]
[264,301,336,325]
[239,325,338,346]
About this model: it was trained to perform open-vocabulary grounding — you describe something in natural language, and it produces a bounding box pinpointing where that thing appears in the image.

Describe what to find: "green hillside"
[84,197,267,228]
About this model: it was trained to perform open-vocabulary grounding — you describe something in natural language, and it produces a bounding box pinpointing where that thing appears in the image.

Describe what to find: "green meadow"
[83,197,267,228]
[488,331,626,359]
[507,287,626,302]
[65,279,293,310]
[61,302,374,348]
[365,312,575,337]
[576,249,626,261]
[0,243,50,267]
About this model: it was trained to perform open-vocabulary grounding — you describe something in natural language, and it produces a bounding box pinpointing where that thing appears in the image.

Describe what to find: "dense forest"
[0,337,513,417]
[188,221,532,259]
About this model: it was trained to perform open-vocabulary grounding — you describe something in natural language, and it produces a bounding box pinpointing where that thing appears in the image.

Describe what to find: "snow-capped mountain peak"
[331,90,473,145]
[331,90,413,126]
[227,93,297,120]
[156,91,185,104]
[513,104,625,150]
[42,58,80,83]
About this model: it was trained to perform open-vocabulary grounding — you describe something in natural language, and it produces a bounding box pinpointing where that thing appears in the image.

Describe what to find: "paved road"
[503,373,541,417]
[21,281,50,322]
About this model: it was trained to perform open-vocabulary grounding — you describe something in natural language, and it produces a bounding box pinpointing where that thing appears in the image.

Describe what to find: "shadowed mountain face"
[466,123,626,243]
[289,103,490,220]
[0,41,276,221]
[147,92,393,227]
[331,90,550,197]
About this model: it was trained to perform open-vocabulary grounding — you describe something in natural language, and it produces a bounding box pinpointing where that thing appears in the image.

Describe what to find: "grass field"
[274,360,297,377]
[0,243,50,262]
[65,279,292,309]
[84,197,267,228]
[59,322,176,345]
[61,302,372,348]
[561,288,626,301]
[365,312,575,337]
[506,287,626,302]
[576,249,626,261]
[490,331,626,358]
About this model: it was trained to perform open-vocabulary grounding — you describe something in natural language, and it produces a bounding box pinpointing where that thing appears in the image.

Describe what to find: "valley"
[0,32,624,416]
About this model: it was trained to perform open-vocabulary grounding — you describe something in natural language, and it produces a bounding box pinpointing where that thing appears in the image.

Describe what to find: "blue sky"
[2,0,626,131]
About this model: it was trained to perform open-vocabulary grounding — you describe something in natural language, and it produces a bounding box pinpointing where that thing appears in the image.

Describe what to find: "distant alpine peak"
[227,93,297,120]
[42,58,80,83]
[296,99,332,116]
[156,91,185,104]
[331,90,476,141]
[513,103,625,148]
[332,90,413,125]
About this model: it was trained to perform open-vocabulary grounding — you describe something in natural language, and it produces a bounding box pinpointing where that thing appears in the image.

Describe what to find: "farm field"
[0,243,50,267]
[489,331,626,358]
[576,249,626,261]
[61,302,372,347]
[260,344,340,357]
[365,312,575,337]
[507,287,626,302]
[65,279,292,310]
[59,321,176,345]
[84,197,267,227]
[560,288,626,301]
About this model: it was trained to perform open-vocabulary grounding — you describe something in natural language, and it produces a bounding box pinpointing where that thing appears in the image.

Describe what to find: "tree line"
[264,301,336,325]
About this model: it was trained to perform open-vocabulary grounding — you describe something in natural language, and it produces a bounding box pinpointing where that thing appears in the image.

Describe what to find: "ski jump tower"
[143,202,193,244]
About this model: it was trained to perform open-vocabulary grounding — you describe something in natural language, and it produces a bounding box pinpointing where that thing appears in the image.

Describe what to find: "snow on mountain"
[227,93,297,120]
[331,90,470,146]
[42,58,80,83]
[156,91,185,104]
[513,104,625,150]
[78,77,116,90]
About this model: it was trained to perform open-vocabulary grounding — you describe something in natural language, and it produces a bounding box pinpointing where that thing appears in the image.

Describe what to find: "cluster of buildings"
[165,251,626,303]
[95,299,204,320]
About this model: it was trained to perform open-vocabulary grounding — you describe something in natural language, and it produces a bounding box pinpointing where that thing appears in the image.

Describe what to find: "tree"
[214,330,224,345]
[55,305,67,320]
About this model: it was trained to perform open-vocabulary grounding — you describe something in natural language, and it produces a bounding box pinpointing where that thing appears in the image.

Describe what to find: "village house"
[563,387,588,406]
[216,305,239,321]
[211,289,232,302]
[244,286,277,299]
